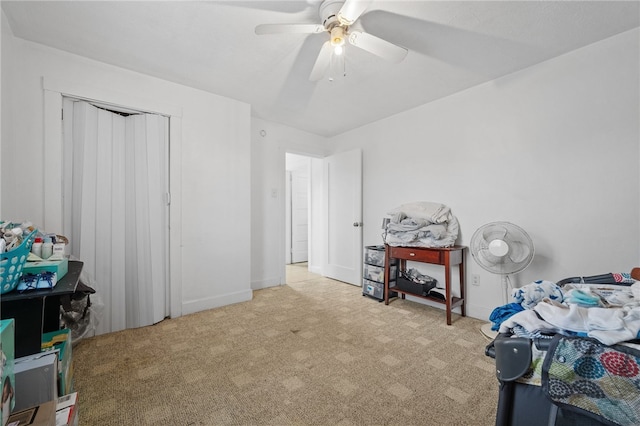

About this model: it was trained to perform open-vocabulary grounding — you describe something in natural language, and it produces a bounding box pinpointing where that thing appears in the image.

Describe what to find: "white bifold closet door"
[62,99,169,335]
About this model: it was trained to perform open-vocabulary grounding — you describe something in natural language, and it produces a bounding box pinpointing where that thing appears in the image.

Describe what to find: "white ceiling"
[2,1,639,137]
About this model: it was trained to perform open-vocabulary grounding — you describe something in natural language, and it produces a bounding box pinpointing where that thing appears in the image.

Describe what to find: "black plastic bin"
[395,276,436,297]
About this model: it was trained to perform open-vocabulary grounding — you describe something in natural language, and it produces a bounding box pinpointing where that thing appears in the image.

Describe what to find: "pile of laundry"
[383,201,459,248]
[491,276,640,346]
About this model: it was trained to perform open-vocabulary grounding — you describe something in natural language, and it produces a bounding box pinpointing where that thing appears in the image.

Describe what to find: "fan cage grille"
[470,222,534,275]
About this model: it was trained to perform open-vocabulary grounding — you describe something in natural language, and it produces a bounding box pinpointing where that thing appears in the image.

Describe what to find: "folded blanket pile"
[383,201,459,248]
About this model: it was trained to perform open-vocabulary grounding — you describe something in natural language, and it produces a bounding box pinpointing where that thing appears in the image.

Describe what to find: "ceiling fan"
[255,0,408,81]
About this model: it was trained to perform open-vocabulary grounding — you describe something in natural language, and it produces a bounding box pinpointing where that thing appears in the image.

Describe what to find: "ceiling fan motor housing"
[319,0,345,29]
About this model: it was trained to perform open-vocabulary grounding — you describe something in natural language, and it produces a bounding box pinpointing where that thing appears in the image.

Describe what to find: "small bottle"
[31,237,43,258]
[42,237,53,260]
[52,242,66,260]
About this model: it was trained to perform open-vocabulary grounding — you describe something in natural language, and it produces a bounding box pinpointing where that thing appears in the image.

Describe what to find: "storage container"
[363,245,397,268]
[394,276,437,297]
[363,263,396,283]
[363,245,397,301]
[0,231,36,294]
[23,257,68,281]
[362,279,385,300]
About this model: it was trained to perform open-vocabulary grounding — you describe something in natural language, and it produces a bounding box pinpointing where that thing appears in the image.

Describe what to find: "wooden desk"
[384,245,465,325]
[1,260,83,357]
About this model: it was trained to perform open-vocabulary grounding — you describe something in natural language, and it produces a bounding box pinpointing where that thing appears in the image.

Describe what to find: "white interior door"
[291,171,309,263]
[324,149,363,285]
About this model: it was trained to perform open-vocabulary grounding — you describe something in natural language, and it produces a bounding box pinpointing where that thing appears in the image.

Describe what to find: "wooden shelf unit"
[384,245,466,325]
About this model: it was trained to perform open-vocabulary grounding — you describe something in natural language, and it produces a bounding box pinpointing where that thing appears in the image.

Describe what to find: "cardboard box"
[1,319,15,426]
[6,400,56,426]
[22,259,68,282]
[41,331,72,396]
[55,392,77,426]
[13,352,57,413]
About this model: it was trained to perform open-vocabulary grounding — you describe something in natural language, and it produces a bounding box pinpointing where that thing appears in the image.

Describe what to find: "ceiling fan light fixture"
[256,0,407,81]
[329,47,346,81]
[330,26,345,47]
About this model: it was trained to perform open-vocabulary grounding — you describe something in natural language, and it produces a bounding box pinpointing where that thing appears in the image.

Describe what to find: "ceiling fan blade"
[347,30,408,63]
[309,41,333,81]
[220,1,314,14]
[338,0,373,25]
[255,23,324,35]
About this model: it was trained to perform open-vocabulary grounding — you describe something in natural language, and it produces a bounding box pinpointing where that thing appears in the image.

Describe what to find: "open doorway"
[282,150,362,285]
[285,153,310,267]
[285,152,328,285]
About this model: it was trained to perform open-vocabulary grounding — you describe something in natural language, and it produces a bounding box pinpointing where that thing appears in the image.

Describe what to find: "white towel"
[534,301,640,345]
[534,302,591,332]
[590,307,640,345]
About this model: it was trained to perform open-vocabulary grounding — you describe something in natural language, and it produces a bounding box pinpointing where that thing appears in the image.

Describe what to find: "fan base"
[480,322,498,340]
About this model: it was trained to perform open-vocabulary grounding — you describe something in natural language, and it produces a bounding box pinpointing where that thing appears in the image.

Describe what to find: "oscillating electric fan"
[470,221,535,337]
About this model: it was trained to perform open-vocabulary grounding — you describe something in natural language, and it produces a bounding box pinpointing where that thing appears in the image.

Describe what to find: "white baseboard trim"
[181,289,253,316]
[308,265,322,275]
[251,276,281,290]
[465,304,492,322]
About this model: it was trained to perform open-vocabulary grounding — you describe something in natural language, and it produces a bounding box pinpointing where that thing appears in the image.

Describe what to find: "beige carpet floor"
[72,264,499,425]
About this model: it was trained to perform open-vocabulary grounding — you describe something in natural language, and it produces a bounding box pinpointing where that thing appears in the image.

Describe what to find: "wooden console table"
[384,245,466,325]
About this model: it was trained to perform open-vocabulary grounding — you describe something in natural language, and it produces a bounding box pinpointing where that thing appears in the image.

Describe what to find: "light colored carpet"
[73,264,499,425]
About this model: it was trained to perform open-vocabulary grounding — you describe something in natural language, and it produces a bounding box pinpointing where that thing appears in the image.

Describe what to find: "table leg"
[459,257,466,317]
[384,245,390,305]
[444,253,452,326]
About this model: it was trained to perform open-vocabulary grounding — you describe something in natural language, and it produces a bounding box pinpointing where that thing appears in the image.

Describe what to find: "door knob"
[353,222,362,227]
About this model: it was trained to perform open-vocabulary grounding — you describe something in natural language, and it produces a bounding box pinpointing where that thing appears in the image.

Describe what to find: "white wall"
[0,10,6,216]
[328,29,640,320]
[250,118,327,289]
[1,10,253,318]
